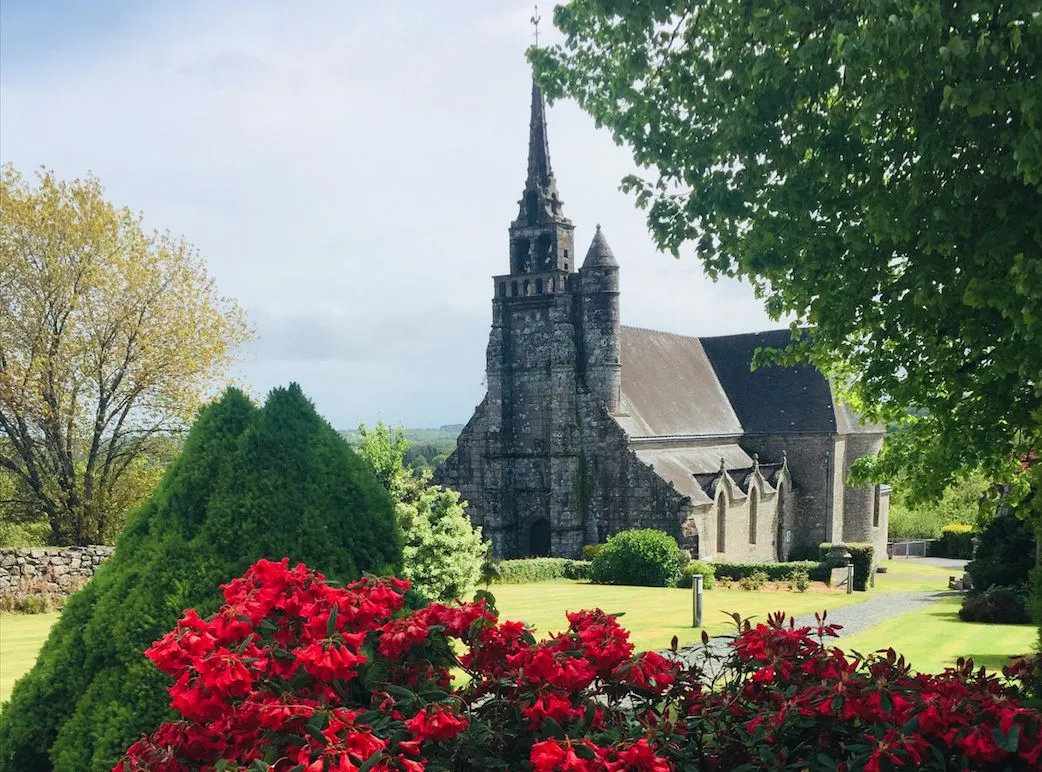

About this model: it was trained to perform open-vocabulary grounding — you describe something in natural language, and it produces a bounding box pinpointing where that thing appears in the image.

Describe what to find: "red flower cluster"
[117,561,1042,772]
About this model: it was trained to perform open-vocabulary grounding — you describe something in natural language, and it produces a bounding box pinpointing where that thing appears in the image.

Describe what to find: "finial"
[719,456,726,473]
[596,223,602,232]
[753,453,760,472]
[531,4,541,47]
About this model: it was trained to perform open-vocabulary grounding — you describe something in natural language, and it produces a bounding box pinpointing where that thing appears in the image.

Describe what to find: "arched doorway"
[530,518,552,557]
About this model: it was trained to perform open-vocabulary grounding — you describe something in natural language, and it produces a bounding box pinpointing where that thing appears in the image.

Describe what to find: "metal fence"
[887,539,939,558]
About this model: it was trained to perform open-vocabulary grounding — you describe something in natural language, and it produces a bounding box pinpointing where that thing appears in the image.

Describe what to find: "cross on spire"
[531,4,541,47]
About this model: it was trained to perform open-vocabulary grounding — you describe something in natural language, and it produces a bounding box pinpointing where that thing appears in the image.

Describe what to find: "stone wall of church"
[841,433,885,549]
[702,485,781,563]
[737,435,835,554]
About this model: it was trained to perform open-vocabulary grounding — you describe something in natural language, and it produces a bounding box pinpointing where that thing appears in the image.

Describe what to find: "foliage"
[959,586,1030,625]
[534,1,1042,504]
[0,578,87,615]
[677,559,716,590]
[589,528,681,587]
[0,165,251,546]
[888,472,991,539]
[939,523,976,559]
[344,424,461,475]
[0,385,401,772]
[788,566,810,593]
[966,512,1036,591]
[118,558,1042,771]
[713,560,824,583]
[355,421,487,603]
[582,543,604,561]
[495,558,592,584]
[820,543,875,592]
[738,571,769,591]
[1031,565,1042,654]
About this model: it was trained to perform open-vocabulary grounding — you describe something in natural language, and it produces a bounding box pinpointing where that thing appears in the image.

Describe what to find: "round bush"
[677,560,717,589]
[959,586,1030,624]
[590,529,681,587]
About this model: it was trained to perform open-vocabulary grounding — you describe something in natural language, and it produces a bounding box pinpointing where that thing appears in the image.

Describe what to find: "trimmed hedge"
[582,544,604,561]
[495,558,592,584]
[677,560,717,590]
[590,529,681,587]
[938,523,975,559]
[820,542,875,591]
[966,513,1035,591]
[712,560,826,583]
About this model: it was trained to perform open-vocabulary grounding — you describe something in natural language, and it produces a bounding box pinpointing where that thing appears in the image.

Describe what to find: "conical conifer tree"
[0,385,401,771]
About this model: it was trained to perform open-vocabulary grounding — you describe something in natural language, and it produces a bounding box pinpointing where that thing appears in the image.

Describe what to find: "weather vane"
[531,4,541,47]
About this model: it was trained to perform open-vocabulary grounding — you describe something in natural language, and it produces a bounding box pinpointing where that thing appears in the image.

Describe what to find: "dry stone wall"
[0,545,114,594]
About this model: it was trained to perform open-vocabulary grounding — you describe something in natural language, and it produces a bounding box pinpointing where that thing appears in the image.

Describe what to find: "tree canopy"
[0,165,251,544]
[534,0,1041,500]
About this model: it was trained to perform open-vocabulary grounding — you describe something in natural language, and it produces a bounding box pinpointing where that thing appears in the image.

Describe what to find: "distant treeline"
[340,424,462,473]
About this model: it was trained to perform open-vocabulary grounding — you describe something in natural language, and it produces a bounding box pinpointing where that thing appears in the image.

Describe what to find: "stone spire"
[516,80,567,225]
[526,80,557,193]
[582,224,618,268]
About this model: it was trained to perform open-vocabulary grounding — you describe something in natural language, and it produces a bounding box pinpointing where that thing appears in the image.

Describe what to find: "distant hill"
[340,424,464,474]
[339,424,463,447]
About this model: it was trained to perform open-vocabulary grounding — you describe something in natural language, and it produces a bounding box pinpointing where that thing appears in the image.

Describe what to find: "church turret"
[504,81,575,283]
[579,225,621,412]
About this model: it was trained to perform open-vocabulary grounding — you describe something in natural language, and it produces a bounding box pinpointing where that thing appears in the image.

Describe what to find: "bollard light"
[692,574,703,628]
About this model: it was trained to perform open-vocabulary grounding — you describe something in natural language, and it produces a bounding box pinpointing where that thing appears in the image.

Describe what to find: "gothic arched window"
[749,488,758,544]
[716,492,727,554]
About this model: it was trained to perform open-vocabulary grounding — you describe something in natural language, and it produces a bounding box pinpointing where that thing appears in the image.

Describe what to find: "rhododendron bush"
[118,559,1042,771]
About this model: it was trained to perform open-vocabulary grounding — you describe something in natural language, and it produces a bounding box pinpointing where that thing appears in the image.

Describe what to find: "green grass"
[839,595,1037,675]
[872,559,963,593]
[490,580,868,653]
[1,612,60,705]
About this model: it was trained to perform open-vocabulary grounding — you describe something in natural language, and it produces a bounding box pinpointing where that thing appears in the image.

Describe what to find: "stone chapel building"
[436,81,890,562]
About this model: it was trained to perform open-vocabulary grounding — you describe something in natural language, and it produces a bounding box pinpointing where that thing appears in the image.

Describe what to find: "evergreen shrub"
[676,560,716,590]
[738,571,769,591]
[965,513,1035,591]
[958,586,1030,624]
[582,543,603,561]
[819,543,875,591]
[712,560,824,583]
[0,385,402,772]
[495,558,591,583]
[938,523,975,559]
[590,529,681,587]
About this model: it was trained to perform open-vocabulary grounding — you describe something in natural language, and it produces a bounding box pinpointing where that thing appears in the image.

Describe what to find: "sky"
[1,0,780,430]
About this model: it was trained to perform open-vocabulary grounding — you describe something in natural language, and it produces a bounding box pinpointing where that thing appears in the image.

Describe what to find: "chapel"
[436,81,889,562]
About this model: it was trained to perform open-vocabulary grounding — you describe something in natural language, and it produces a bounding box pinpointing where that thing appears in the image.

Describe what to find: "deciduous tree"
[0,165,251,544]
[534,0,1042,500]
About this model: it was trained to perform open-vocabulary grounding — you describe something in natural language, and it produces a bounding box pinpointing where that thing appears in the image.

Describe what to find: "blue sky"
[1,0,778,429]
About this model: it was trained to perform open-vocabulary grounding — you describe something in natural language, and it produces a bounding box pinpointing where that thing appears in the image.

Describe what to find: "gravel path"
[672,589,963,669]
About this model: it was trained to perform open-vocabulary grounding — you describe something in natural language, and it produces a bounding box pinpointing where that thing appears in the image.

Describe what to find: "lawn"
[872,559,963,593]
[0,612,60,705]
[839,595,1038,675]
[491,580,867,653]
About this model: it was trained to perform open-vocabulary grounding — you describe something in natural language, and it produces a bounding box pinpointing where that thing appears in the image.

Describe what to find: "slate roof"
[632,444,753,505]
[618,326,880,439]
[617,327,743,438]
[699,329,841,434]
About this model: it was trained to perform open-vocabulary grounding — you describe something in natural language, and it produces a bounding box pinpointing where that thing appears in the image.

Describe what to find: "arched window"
[716,492,727,553]
[514,238,531,273]
[530,518,551,557]
[749,488,758,544]
[511,281,519,297]
[523,279,531,296]
[498,281,506,298]
[776,483,786,561]
[535,278,544,294]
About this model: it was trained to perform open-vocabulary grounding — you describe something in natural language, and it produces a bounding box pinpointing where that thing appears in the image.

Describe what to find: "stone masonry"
[0,545,114,595]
